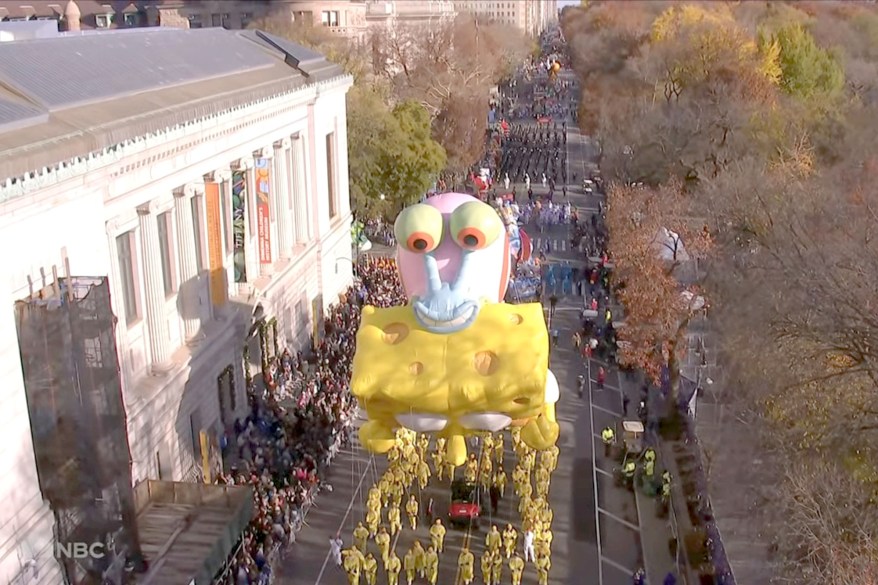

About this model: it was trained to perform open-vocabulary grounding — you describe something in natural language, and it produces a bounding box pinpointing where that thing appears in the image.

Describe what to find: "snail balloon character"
[350,192,560,466]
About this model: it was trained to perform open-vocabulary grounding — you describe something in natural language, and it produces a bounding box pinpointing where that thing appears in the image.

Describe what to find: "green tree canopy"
[346,86,446,218]
[770,23,845,100]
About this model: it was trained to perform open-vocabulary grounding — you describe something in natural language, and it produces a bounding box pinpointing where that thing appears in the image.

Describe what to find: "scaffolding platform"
[133,480,253,585]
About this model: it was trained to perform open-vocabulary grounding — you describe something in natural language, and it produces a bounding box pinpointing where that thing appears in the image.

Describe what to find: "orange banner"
[205,182,226,307]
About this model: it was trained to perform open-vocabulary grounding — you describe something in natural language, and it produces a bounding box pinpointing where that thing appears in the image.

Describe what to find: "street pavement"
[276,68,676,585]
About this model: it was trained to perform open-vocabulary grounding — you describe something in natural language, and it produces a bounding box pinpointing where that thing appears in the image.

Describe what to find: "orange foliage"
[606,180,711,383]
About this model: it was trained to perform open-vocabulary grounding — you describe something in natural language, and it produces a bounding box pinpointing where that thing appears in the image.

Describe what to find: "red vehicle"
[448,480,481,528]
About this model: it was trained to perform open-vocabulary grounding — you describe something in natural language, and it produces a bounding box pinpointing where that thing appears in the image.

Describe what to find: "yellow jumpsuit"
[404,549,417,585]
[502,526,518,558]
[480,552,493,585]
[458,549,475,584]
[464,457,478,483]
[444,460,456,480]
[432,451,445,480]
[536,553,551,585]
[493,434,504,464]
[406,497,419,531]
[363,555,378,585]
[353,523,369,552]
[491,552,503,584]
[509,555,525,585]
[388,505,402,536]
[413,541,426,578]
[365,507,380,537]
[519,480,533,502]
[375,529,391,563]
[386,553,401,585]
[429,521,446,552]
[479,458,493,490]
[485,527,502,554]
[343,548,364,585]
[417,460,430,491]
[425,548,439,585]
[493,468,507,498]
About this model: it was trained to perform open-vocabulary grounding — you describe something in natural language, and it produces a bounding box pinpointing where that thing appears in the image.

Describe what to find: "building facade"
[0,27,352,585]
[365,0,456,28]
[454,0,557,36]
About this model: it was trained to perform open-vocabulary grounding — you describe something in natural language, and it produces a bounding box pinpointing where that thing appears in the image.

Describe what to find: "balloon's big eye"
[449,201,503,251]
[394,204,444,254]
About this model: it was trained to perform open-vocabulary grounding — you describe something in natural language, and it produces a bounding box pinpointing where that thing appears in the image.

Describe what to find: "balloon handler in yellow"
[351,193,561,466]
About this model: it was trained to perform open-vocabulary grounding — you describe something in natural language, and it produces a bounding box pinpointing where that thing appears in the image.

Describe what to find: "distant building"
[366,0,456,28]
[454,0,557,36]
[0,26,352,585]
[0,1,462,40]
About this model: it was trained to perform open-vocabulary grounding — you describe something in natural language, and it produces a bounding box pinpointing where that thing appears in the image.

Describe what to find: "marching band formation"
[333,427,560,585]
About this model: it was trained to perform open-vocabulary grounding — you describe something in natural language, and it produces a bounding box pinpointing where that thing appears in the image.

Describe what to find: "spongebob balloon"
[351,193,560,466]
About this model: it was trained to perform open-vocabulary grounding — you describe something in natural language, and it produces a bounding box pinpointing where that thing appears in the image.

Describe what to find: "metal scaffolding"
[15,276,142,585]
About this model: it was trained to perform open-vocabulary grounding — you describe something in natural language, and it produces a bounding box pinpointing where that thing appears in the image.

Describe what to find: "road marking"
[586,354,605,585]
[598,507,642,532]
[592,403,621,417]
[313,456,374,585]
[595,467,614,478]
[600,554,637,577]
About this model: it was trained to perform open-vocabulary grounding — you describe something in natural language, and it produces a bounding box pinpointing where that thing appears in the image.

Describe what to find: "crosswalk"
[530,237,568,253]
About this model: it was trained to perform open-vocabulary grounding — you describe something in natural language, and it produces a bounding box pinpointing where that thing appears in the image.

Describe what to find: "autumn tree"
[346,86,446,218]
[769,23,845,102]
[771,458,878,585]
[249,13,445,218]
[369,14,530,172]
[606,181,710,408]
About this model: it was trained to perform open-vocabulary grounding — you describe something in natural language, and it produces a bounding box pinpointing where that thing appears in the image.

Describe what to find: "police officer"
[622,459,636,487]
[642,454,656,487]
[601,426,615,458]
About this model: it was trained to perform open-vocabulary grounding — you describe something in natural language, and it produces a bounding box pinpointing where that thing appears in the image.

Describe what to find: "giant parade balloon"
[351,193,560,465]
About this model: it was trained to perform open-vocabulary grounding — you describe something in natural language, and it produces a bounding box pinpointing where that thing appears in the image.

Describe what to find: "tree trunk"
[665,313,693,418]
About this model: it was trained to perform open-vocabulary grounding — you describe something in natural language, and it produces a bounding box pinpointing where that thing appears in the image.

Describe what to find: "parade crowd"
[216,257,406,585]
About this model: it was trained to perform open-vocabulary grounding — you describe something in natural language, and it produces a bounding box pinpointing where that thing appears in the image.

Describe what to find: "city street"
[276,64,675,585]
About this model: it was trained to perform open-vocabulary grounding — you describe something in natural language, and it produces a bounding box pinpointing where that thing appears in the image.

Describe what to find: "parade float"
[350,193,560,466]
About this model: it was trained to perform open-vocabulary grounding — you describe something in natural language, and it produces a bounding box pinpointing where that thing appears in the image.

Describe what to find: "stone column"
[273,138,292,257]
[291,134,308,242]
[137,202,172,371]
[174,183,203,343]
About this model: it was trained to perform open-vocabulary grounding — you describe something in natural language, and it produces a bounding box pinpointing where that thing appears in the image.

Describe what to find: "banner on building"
[204,182,226,307]
[254,158,272,265]
[231,170,247,283]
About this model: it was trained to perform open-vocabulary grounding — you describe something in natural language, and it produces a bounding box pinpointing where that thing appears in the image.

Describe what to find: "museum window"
[325,132,338,219]
[321,10,339,27]
[96,13,111,28]
[188,14,202,28]
[241,12,253,27]
[116,231,140,324]
[191,195,206,273]
[123,12,138,26]
[157,211,177,296]
[211,13,221,27]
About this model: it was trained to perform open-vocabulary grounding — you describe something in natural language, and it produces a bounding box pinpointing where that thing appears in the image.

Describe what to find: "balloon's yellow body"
[351,302,559,465]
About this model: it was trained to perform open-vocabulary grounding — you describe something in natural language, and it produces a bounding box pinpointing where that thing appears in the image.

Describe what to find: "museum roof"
[0,27,346,184]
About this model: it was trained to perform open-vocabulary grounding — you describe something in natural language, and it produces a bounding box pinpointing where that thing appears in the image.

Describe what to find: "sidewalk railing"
[681,411,737,585]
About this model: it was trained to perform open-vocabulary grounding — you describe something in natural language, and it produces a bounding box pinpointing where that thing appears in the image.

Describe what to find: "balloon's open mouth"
[413,303,479,332]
